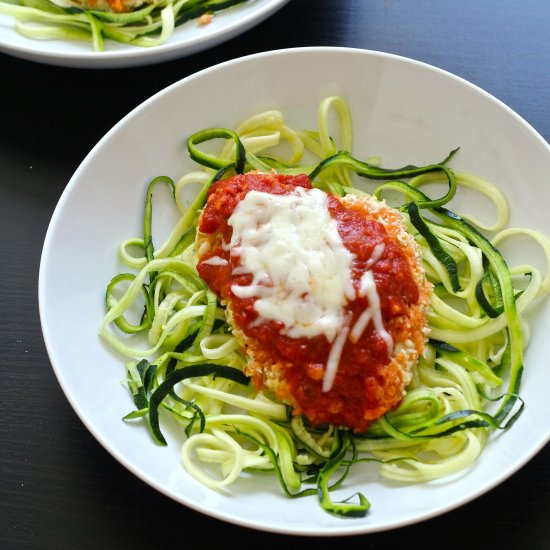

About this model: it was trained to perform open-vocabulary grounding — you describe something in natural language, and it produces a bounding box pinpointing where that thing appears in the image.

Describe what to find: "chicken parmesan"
[195,171,431,432]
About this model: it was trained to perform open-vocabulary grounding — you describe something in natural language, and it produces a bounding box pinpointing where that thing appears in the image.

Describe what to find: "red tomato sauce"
[197,172,420,431]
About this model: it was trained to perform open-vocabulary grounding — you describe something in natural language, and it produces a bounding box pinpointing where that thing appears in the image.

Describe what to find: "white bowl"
[0,0,289,68]
[39,47,550,536]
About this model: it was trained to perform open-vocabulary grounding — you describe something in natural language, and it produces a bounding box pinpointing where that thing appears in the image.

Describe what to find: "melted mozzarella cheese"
[228,186,355,342]
[350,270,393,355]
[322,320,351,392]
[366,242,385,269]
[201,256,229,266]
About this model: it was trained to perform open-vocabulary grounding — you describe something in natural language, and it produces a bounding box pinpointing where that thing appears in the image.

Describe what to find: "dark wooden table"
[2,1,550,548]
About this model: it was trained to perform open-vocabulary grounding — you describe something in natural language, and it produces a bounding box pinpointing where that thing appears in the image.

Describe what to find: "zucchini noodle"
[0,0,250,52]
[100,96,550,518]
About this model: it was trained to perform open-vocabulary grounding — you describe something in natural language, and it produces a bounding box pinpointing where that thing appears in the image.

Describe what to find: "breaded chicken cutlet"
[195,171,431,432]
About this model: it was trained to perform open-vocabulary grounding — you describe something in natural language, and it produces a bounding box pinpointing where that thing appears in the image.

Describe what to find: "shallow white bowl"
[0,0,289,68]
[39,47,550,536]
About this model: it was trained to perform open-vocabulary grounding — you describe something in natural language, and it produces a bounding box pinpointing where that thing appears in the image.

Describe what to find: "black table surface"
[2,0,550,548]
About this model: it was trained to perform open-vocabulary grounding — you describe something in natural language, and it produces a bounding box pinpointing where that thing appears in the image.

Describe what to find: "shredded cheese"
[228,187,355,342]
[350,270,394,356]
[202,256,229,266]
[227,186,391,392]
[322,320,351,392]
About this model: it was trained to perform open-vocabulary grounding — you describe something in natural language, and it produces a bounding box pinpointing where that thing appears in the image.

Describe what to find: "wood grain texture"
[1,1,550,548]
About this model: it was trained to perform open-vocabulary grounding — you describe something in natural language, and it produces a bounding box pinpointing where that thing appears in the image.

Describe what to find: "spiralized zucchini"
[0,0,249,52]
[100,96,550,518]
